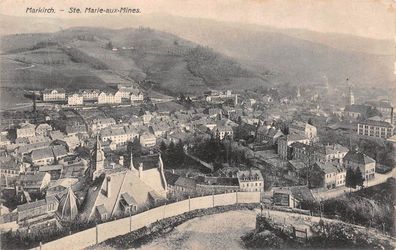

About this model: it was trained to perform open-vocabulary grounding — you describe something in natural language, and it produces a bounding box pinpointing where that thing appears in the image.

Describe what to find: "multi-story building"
[343,104,372,119]
[89,118,116,133]
[343,150,376,181]
[18,172,51,193]
[291,143,349,164]
[130,90,144,102]
[213,125,233,140]
[312,162,346,189]
[140,132,157,147]
[17,122,36,138]
[97,91,122,104]
[79,89,101,101]
[42,89,66,102]
[100,125,138,147]
[278,133,310,160]
[237,169,264,192]
[357,120,394,139]
[67,94,84,106]
[289,121,318,141]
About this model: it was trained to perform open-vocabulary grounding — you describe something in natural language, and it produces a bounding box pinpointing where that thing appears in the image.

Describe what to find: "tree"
[159,141,167,153]
[345,167,356,191]
[130,137,142,157]
[355,167,365,189]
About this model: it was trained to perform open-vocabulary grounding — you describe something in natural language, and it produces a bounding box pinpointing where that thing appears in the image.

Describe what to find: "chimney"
[139,163,143,178]
[391,107,394,125]
[106,176,111,197]
[130,151,135,170]
[119,156,124,166]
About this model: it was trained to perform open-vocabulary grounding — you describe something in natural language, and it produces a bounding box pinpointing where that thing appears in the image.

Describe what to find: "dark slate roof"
[17,199,47,212]
[358,120,393,128]
[164,171,180,186]
[344,104,370,114]
[290,186,315,202]
[343,151,375,165]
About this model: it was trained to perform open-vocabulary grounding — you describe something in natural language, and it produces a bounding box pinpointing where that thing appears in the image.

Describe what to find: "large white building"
[98,91,122,104]
[357,120,394,139]
[42,89,66,102]
[17,122,36,138]
[237,169,264,192]
[100,126,138,146]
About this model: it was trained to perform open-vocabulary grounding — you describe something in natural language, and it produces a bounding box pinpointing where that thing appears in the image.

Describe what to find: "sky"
[0,0,395,40]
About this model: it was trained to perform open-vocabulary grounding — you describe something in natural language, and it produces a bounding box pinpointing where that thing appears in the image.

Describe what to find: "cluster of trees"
[159,141,185,168]
[186,46,251,86]
[62,47,108,70]
[345,167,365,190]
[190,136,250,168]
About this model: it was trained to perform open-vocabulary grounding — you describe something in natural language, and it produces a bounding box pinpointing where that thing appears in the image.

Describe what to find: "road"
[98,208,395,249]
[312,168,396,200]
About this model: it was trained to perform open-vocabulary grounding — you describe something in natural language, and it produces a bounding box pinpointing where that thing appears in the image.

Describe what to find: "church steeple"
[91,134,105,180]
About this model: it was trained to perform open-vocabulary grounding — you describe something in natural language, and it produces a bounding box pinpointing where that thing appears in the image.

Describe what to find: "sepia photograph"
[0,0,395,249]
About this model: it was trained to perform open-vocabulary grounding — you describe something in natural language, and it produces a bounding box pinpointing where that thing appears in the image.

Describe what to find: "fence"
[34,191,261,250]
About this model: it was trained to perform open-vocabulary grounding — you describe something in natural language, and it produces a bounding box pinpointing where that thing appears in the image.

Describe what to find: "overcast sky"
[0,0,394,40]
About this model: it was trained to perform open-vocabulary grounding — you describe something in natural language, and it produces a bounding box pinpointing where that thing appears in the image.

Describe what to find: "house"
[237,169,264,192]
[65,123,87,136]
[46,178,79,198]
[289,121,318,141]
[42,89,66,102]
[365,101,393,122]
[140,132,157,147]
[130,90,144,102]
[165,173,197,195]
[0,155,21,177]
[98,91,122,104]
[31,147,55,166]
[343,150,376,181]
[79,89,101,101]
[18,172,51,193]
[277,133,310,160]
[213,125,233,140]
[100,125,138,147]
[357,120,394,139]
[52,145,68,161]
[256,126,284,145]
[89,118,116,133]
[35,123,52,136]
[17,122,36,138]
[311,162,346,189]
[67,94,84,106]
[343,104,375,119]
[16,196,59,234]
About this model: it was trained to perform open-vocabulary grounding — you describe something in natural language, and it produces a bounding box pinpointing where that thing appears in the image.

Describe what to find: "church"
[81,136,167,221]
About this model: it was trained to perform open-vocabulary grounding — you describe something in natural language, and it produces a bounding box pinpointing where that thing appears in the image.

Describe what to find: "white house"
[98,91,122,104]
[42,89,66,102]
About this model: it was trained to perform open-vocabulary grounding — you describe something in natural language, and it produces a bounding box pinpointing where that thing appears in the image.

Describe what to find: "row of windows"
[241,182,262,187]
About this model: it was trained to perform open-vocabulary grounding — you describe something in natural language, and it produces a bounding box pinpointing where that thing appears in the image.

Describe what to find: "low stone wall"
[34,191,261,250]
[94,203,259,249]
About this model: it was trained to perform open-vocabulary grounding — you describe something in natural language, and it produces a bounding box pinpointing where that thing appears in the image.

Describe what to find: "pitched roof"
[358,119,393,128]
[343,150,375,165]
[175,176,196,189]
[164,171,180,186]
[344,104,370,114]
